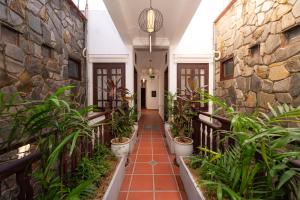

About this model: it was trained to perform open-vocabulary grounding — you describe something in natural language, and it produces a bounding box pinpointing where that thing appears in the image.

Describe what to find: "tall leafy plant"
[0,86,97,199]
[190,90,300,200]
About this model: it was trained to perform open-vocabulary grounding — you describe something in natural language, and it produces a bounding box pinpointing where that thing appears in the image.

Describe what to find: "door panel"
[93,63,125,110]
[177,63,209,111]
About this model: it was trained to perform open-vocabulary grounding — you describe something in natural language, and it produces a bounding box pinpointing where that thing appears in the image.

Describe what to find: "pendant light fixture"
[138,0,163,52]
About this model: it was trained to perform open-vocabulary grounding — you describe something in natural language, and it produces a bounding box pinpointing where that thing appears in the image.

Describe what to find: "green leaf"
[69,131,81,156]
[217,183,223,200]
[277,170,297,189]
[260,142,269,169]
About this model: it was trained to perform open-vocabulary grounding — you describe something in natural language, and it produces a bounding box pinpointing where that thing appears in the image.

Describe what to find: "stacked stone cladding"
[214,0,300,112]
[0,0,86,103]
[0,0,86,198]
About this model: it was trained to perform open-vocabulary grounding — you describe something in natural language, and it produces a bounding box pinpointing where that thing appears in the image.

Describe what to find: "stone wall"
[0,0,86,198]
[0,0,86,103]
[214,0,300,112]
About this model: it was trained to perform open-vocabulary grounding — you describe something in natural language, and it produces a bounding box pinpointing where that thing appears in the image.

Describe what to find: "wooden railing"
[0,111,111,200]
[192,111,232,153]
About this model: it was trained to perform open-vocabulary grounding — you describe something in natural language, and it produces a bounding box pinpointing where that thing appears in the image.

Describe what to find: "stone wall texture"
[214,0,300,112]
[0,0,86,198]
[0,0,86,103]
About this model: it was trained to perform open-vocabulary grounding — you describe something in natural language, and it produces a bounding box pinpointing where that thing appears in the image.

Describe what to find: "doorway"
[141,80,146,109]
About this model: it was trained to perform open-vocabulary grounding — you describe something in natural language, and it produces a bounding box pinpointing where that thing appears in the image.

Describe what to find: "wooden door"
[177,63,209,111]
[93,63,125,110]
[164,67,169,121]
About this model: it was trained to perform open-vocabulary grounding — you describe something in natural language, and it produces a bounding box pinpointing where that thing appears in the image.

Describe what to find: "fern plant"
[190,90,300,200]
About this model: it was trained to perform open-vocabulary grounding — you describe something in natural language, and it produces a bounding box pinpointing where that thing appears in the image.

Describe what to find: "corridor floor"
[118,110,187,200]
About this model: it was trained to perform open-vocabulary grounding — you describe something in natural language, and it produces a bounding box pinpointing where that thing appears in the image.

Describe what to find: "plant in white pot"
[172,78,200,158]
[102,78,132,157]
[171,99,195,158]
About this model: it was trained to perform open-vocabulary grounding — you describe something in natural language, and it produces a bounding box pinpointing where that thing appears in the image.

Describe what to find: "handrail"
[196,115,222,130]
[87,110,111,121]
[0,152,41,180]
[192,111,232,153]
[198,111,231,124]
[0,111,111,155]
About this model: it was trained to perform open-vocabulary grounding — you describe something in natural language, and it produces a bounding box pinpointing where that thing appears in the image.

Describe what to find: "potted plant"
[171,78,199,159]
[171,99,195,159]
[102,78,134,157]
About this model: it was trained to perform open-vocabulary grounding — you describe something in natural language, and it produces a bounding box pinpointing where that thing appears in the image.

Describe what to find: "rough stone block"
[246,91,257,107]
[290,73,300,97]
[269,63,290,81]
[0,3,7,20]
[265,34,281,54]
[250,74,262,92]
[258,92,276,109]
[28,12,42,34]
[254,65,269,78]
[292,0,300,17]
[285,56,300,72]
[5,44,24,62]
[262,79,273,93]
[5,57,24,74]
[273,77,291,92]
[275,93,293,103]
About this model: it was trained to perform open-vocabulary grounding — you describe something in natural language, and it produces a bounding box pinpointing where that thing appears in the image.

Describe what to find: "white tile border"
[178,156,206,200]
[102,155,127,200]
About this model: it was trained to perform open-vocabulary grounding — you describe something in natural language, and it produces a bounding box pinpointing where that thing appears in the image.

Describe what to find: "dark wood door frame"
[93,63,126,110]
[177,63,209,111]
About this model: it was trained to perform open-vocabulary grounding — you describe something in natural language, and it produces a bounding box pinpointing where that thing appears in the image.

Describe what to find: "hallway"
[118,110,187,200]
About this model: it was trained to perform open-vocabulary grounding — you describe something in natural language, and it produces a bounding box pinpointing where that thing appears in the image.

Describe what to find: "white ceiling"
[135,49,168,70]
[103,0,202,47]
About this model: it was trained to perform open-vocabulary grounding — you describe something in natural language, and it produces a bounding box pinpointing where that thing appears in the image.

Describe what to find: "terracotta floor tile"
[120,175,131,191]
[153,147,168,155]
[118,192,127,200]
[153,154,170,163]
[134,163,153,174]
[152,143,165,149]
[154,163,173,174]
[154,175,178,190]
[130,175,153,190]
[127,192,154,200]
[138,147,152,154]
[129,154,137,162]
[136,155,153,162]
[155,192,182,200]
[118,110,187,199]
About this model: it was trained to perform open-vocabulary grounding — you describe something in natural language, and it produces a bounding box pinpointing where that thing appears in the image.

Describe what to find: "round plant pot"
[111,137,130,158]
[174,137,193,157]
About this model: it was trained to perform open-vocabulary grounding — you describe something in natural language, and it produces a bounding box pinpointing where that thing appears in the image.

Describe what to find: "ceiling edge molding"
[88,54,129,63]
[174,53,214,63]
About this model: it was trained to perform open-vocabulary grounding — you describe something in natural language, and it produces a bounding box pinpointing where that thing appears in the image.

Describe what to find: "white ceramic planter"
[102,156,127,200]
[164,123,175,154]
[129,126,138,153]
[111,137,130,158]
[178,156,206,200]
[174,137,193,163]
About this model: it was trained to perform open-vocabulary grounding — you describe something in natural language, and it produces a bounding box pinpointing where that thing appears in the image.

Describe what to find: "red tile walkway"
[118,110,187,200]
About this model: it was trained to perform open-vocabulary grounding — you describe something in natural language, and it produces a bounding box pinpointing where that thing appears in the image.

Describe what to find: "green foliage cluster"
[111,100,136,143]
[170,99,195,139]
[189,91,300,200]
[0,86,114,200]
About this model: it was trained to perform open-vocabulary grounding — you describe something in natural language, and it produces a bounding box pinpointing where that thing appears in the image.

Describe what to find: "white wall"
[86,1,134,107]
[168,0,230,113]
[146,75,159,109]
